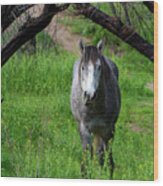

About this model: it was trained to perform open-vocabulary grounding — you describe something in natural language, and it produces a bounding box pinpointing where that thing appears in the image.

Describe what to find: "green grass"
[1,46,154,180]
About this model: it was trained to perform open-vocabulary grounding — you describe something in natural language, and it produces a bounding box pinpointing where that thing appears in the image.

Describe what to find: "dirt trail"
[45,13,90,55]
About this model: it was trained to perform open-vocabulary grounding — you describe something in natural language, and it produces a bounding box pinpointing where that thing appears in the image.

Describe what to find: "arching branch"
[74,3,154,62]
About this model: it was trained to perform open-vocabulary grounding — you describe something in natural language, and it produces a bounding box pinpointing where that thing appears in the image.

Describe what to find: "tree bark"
[143,1,154,13]
[1,5,34,32]
[74,3,154,62]
[1,4,69,67]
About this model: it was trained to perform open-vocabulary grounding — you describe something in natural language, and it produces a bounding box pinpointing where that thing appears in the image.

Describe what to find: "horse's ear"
[97,39,105,53]
[79,39,85,54]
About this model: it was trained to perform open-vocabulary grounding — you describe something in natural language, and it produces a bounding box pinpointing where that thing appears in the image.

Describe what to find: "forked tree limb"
[109,3,117,17]
[143,1,154,13]
[121,2,131,25]
[1,4,69,67]
[1,5,34,32]
[74,3,154,62]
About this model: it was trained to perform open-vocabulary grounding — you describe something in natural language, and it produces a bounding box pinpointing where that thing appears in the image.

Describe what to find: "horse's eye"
[82,66,85,70]
[98,65,101,70]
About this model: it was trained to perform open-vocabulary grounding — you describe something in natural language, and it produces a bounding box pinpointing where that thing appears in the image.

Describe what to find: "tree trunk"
[1,4,69,67]
[1,5,34,32]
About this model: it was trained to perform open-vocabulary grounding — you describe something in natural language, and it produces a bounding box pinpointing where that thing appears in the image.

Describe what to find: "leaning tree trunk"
[1,5,34,32]
[1,4,69,67]
[74,3,154,62]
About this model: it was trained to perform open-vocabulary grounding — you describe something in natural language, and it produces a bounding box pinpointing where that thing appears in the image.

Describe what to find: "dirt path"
[45,13,90,55]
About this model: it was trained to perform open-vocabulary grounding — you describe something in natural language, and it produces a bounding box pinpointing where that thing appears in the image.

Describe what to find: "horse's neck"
[101,56,112,81]
[97,57,112,100]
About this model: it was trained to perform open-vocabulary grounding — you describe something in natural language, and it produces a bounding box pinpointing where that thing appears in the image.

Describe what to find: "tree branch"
[121,2,131,25]
[1,4,69,67]
[1,5,34,32]
[110,2,117,17]
[143,1,154,13]
[74,3,154,62]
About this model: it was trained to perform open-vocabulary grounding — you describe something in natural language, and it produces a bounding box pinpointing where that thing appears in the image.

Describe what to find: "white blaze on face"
[81,59,101,100]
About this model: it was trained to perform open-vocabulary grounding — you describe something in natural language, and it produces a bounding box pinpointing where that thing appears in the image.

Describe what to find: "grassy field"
[1,45,154,180]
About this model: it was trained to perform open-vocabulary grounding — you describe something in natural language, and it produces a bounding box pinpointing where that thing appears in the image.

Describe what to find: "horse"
[70,39,121,178]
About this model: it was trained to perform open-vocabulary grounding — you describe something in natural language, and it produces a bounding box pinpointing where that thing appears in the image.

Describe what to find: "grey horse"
[70,39,121,178]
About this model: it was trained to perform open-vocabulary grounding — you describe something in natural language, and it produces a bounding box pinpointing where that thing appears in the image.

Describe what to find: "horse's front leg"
[79,122,92,178]
[105,138,115,179]
[93,135,105,166]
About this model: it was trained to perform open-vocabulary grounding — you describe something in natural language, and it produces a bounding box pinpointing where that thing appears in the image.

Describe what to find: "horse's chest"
[82,112,111,134]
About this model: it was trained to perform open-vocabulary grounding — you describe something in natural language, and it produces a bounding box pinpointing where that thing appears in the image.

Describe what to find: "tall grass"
[1,46,154,180]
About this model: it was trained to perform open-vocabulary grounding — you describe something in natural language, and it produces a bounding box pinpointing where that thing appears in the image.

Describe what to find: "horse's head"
[79,39,105,105]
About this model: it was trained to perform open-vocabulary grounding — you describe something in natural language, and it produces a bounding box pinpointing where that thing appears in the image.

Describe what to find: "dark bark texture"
[143,1,154,13]
[1,5,34,32]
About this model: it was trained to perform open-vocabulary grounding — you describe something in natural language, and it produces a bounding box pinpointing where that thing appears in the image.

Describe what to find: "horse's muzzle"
[83,91,97,105]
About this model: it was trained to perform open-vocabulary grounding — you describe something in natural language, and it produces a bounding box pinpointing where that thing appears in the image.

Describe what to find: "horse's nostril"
[83,91,96,103]
[84,91,87,97]
[91,92,97,100]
